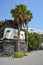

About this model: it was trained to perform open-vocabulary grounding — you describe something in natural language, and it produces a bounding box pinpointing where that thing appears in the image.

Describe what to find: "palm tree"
[10,4,33,52]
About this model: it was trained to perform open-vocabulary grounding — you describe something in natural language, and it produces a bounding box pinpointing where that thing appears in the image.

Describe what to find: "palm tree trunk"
[17,23,20,52]
[26,24,28,52]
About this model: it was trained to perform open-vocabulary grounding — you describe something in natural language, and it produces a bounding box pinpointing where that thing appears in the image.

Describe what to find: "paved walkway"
[0,50,43,65]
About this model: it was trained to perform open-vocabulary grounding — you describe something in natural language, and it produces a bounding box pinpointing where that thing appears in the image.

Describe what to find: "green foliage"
[13,52,24,58]
[10,4,33,24]
[25,31,42,50]
[0,20,5,27]
[40,34,43,43]
[28,32,42,50]
[0,20,5,38]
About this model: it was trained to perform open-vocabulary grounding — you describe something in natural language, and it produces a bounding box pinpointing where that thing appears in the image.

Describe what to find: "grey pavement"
[0,50,43,65]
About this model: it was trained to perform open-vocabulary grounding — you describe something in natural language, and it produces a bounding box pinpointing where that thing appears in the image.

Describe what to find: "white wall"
[3,28,25,40]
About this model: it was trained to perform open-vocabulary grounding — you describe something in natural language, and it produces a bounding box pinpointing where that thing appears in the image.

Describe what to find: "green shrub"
[28,32,41,50]
[0,20,5,27]
[13,51,25,58]
[25,31,42,51]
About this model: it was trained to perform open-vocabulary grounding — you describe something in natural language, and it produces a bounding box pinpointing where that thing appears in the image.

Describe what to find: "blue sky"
[0,0,43,30]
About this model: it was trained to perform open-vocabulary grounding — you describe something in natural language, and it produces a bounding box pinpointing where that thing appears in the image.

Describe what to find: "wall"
[0,40,27,56]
